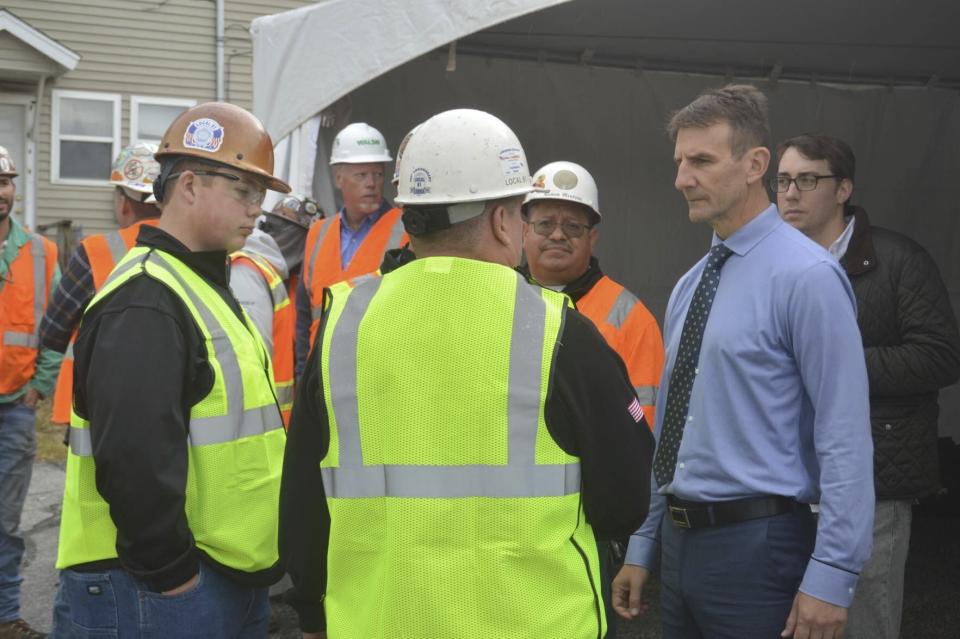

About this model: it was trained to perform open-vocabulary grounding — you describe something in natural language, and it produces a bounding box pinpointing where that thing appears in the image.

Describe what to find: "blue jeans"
[659,509,816,639]
[0,402,36,624]
[50,563,270,638]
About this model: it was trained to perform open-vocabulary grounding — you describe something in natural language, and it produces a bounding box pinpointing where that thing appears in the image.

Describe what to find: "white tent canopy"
[251,1,960,441]
[251,0,572,142]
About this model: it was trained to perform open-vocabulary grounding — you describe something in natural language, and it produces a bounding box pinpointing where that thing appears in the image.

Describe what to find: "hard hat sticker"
[499,148,525,176]
[0,157,11,173]
[532,174,546,189]
[409,168,432,196]
[183,118,224,153]
[123,159,144,181]
[553,169,579,190]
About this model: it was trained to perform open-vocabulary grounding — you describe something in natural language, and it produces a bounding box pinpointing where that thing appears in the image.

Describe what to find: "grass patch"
[35,398,67,465]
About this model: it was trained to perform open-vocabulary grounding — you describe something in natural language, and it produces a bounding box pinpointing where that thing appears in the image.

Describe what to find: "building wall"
[2,0,313,236]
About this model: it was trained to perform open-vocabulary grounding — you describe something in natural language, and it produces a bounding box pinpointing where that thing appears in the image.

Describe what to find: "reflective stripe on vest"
[605,286,636,330]
[105,230,128,264]
[320,270,580,499]
[230,250,295,423]
[3,332,39,348]
[302,218,336,295]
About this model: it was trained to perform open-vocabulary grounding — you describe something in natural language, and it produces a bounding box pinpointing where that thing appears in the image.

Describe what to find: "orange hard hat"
[155,102,290,193]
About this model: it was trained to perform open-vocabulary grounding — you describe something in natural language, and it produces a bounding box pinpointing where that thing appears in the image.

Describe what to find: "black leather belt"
[667,495,809,529]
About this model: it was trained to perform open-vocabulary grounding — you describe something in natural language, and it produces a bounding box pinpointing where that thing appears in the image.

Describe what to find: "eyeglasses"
[528,219,594,239]
[168,170,267,206]
[770,174,841,193]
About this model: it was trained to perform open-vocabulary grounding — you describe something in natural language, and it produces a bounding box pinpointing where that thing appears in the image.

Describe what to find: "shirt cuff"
[799,557,860,608]
[624,531,660,570]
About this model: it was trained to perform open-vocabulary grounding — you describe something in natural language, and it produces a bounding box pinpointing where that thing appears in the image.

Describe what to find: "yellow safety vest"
[57,246,285,574]
[320,256,603,638]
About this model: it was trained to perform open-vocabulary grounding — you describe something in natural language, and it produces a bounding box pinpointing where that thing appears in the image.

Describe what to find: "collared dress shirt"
[625,204,875,608]
[337,200,391,270]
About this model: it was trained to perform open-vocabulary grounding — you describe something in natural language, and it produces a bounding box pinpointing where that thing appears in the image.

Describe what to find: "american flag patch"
[627,397,645,423]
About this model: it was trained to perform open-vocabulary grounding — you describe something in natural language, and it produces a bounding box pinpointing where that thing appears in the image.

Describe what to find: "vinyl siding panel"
[1,0,314,237]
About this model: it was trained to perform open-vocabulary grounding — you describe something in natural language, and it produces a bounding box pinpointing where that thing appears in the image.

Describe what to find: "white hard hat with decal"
[329,122,392,165]
[110,143,161,201]
[394,109,531,228]
[524,161,600,220]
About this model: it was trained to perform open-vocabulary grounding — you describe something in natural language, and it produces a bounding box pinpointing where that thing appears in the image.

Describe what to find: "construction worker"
[295,122,406,374]
[520,160,664,639]
[279,109,655,638]
[260,194,322,309]
[522,161,664,424]
[0,146,59,639]
[40,143,162,427]
[51,102,290,637]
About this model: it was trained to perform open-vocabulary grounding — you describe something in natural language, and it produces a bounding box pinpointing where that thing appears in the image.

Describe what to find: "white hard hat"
[391,123,422,186]
[524,161,600,220]
[394,109,532,228]
[329,122,392,165]
[110,143,161,199]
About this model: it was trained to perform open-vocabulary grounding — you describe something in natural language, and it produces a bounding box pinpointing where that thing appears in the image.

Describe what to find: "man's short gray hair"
[667,84,771,158]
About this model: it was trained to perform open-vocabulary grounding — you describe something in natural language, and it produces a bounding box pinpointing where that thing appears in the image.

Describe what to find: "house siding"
[1,0,314,236]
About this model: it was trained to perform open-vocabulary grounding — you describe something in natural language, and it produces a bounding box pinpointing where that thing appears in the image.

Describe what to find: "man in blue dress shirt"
[612,85,875,639]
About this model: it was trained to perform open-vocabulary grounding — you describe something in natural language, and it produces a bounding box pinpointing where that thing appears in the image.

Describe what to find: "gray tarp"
[346,54,960,440]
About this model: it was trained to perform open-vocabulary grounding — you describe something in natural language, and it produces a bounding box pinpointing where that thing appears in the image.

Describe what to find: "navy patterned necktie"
[653,243,734,486]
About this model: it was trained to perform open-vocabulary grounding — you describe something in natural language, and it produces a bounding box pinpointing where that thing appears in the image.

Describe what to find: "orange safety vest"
[0,231,58,394]
[302,207,407,345]
[576,275,664,429]
[230,250,295,426]
[51,219,159,424]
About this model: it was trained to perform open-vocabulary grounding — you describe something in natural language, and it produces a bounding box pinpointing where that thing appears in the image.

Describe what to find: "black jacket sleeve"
[544,309,656,538]
[864,248,960,396]
[279,335,329,633]
[74,278,208,592]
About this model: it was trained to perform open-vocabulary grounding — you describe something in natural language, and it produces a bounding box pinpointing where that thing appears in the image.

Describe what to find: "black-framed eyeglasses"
[167,170,266,206]
[770,174,841,193]
[528,219,594,239]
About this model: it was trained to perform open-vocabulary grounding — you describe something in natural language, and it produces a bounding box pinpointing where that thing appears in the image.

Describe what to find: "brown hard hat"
[0,146,18,177]
[156,102,290,193]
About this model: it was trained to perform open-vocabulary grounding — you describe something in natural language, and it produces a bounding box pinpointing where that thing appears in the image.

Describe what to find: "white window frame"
[129,95,197,146]
[50,89,121,186]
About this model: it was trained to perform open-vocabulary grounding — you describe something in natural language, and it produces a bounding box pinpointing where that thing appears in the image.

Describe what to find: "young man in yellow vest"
[521,160,665,639]
[41,143,162,427]
[0,146,59,639]
[52,103,290,637]
[280,109,656,638]
[296,123,407,375]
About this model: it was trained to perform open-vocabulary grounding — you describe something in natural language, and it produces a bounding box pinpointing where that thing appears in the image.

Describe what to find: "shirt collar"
[828,215,856,261]
[338,199,392,231]
[136,224,231,288]
[712,203,781,256]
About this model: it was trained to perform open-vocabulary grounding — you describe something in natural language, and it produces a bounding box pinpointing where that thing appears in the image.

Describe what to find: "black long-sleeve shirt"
[69,224,281,591]
[279,280,656,632]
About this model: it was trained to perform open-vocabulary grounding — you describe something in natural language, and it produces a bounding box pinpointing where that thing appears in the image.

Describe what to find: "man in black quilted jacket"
[774,132,960,639]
